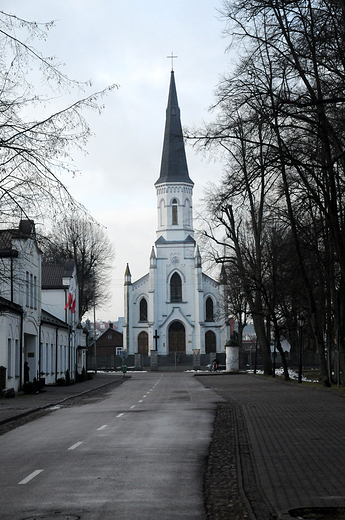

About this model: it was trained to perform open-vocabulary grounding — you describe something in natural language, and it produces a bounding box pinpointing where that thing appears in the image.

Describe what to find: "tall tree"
[40,215,115,318]
[187,0,345,385]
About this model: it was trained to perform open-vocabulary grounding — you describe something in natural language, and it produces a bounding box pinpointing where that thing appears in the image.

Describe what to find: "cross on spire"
[167,51,178,71]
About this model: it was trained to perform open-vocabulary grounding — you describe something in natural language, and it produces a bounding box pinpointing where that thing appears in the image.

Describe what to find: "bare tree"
[0,11,117,225]
[39,214,115,318]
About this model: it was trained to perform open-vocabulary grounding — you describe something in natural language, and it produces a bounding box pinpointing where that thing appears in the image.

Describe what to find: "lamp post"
[298,315,305,383]
[93,263,97,374]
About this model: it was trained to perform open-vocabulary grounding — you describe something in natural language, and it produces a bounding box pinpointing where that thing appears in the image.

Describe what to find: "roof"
[155,71,193,186]
[0,220,37,258]
[41,309,69,329]
[89,327,123,348]
[42,260,75,289]
[0,296,23,315]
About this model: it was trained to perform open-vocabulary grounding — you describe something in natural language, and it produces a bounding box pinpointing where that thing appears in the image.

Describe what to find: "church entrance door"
[205,330,216,353]
[168,321,185,353]
[138,331,149,356]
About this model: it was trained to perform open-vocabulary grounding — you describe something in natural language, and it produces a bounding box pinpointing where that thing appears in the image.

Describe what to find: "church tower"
[124,71,226,358]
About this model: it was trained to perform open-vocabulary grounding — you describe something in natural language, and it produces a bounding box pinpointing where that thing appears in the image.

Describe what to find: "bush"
[22,377,44,394]
[56,377,66,386]
[22,382,35,394]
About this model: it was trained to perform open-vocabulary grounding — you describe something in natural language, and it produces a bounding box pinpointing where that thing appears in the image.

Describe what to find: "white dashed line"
[138,400,143,403]
[68,441,83,450]
[97,425,107,431]
[130,405,135,409]
[116,413,124,418]
[19,469,44,485]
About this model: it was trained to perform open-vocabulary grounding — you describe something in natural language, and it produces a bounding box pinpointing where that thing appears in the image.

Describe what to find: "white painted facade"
[0,221,87,391]
[0,221,41,390]
[124,72,227,356]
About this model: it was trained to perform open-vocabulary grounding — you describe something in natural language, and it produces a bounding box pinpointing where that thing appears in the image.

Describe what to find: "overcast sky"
[3,1,233,322]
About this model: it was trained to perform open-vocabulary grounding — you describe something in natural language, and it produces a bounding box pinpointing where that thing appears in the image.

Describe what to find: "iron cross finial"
[167,51,178,71]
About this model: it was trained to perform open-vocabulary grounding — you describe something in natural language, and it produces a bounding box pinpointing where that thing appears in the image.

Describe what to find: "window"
[205,297,214,321]
[34,276,37,309]
[30,274,33,307]
[172,198,178,225]
[170,272,182,302]
[15,339,20,377]
[140,298,148,321]
[51,344,54,374]
[46,343,49,374]
[7,339,12,378]
[40,342,44,374]
[26,272,30,307]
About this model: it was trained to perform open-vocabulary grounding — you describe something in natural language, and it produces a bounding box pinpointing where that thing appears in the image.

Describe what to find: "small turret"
[219,263,227,285]
[150,246,157,269]
[124,263,132,286]
[195,246,202,269]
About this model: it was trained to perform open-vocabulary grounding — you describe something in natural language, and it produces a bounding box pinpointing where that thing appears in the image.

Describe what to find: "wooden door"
[169,322,185,353]
[205,331,216,353]
[138,331,148,355]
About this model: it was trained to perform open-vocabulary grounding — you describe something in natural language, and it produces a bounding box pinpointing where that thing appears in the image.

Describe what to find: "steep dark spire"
[155,71,193,186]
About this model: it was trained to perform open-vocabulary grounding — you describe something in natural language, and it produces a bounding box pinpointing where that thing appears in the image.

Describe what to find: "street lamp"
[298,315,305,383]
[93,263,97,374]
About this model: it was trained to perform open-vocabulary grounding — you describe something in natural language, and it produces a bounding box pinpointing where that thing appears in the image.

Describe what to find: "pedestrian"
[213,356,218,371]
[24,361,29,383]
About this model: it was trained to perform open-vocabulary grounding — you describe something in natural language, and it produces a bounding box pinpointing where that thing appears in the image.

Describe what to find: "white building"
[41,260,87,384]
[0,220,87,391]
[124,71,227,356]
[0,220,41,391]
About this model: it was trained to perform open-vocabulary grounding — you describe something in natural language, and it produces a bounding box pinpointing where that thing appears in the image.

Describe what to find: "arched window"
[205,297,214,321]
[139,298,148,322]
[160,199,165,227]
[172,198,178,225]
[185,199,191,227]
[170,272,182,302]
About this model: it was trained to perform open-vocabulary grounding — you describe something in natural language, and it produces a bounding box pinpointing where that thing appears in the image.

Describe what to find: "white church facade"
[123,71,227,357]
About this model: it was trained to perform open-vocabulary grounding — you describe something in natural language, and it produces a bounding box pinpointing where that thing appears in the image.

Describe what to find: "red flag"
[64,273,76,314]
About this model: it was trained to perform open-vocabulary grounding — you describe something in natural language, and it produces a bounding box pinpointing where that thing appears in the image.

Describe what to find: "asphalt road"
[0,372,221,520]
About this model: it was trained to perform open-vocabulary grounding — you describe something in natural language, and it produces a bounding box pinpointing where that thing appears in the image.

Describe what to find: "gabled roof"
[42,260,75,289]
[155,71,193,186]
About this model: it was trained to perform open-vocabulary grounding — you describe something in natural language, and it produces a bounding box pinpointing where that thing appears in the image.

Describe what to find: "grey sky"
[3,1,232,321]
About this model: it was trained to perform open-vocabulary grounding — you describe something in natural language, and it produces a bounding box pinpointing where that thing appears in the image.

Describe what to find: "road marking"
[97,425,107,431]
[19,469,44,485]
[138,400,143,403]
[143,395,147,398]
[130,405,135,409]
[116,413,124,418]
[68,441,83,450]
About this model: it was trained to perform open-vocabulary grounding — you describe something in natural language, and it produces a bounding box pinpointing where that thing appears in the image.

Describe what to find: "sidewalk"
[0,372,125,425]
[196,372,345,519]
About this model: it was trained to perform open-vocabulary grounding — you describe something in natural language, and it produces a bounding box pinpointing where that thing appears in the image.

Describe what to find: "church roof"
[155,71,194,186]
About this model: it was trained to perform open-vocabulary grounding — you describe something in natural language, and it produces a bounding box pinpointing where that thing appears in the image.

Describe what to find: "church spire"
[155,71,193,186]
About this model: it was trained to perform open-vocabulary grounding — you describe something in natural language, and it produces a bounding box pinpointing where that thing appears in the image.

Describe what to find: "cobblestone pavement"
[3,371,345,519]
[196,373,345,519]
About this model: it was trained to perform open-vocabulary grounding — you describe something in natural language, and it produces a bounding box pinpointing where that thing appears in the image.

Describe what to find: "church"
[123,71,227,357]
